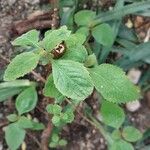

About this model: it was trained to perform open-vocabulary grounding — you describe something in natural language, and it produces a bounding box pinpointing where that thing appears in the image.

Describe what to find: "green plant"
[1,0,150,149]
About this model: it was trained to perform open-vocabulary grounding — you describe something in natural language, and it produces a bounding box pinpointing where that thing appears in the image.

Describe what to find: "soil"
[0,0,150,150]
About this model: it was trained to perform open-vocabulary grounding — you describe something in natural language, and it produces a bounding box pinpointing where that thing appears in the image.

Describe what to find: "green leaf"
[41,26,71,51]
[74,10,96,26]
[59,139,67,146]
[84,54,97,67]
[92,23,114,47]
[17,116,33,129]
[7,114,18,122]
[101,101,125,129]
[16,87,38,115]
[89,64,140,103]
[4,52,40,81]
[110,140,134,150]
[122,126,142,142]
[31,122,45,130]
[43,74,62,98]
[111,130,121,140]
[46,104,62,115]
[5,123,25,150]
[51,133,59,142]
[52,60,94,101]
[52,115,61,126]
[62,45,88,63]
[66,33,86,47]
[76,27,89,37]
[0,88,23,102]
[12,30,40,48]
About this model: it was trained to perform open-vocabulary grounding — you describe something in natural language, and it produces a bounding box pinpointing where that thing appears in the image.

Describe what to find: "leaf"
[62,45,88,63]
[110,140,134,150]
[46,104,62,115]
[74,10,96,26]
[41,26,71,51]
[16,87,38,115]
[84,54,97,67]
[5,123,25,150]
[7,114,18,122]
[17,116,33,129]
[0,80,34,89]
[92,23,114,47]
[43,74,62,98]
[122,126,142,142]
[12,30,40,48]
[31,122,45,130]
[111,130,121,140]
[101,101,125,128]
[65,33,86,47]
[0,88,23,102]
[76,27,89,37]
[89,64,140,103]
[52,60,94,101]
[4,52,40,81]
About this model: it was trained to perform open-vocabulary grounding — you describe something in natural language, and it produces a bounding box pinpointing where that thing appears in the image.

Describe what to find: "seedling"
[1,1,150,149]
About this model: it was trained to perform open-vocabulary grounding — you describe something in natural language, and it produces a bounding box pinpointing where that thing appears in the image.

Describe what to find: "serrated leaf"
[41,26,71,51]
[12,30,40,48]
[5,123,25,150]
[92,23,114,47]
[89,64,140,103]
[65,33,86,47]
[122,126,142,142]
[4,52,40,81]
[43,74,63,98]
[16,87,38,115]
[52,60,94,101]
[46,104,62,115]
[110,140,134,150]
[62,45,88,63]
[101,101,125,129]
[74,10,96,26]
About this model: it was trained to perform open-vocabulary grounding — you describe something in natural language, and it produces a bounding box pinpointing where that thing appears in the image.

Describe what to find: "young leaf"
[92,23,114,47]
[76,27,89,37]
[31,122,45,130]
[43,74,62,98]
[12,30,40,48]
[89,64,140,103]
[101,101,125,129]
[122,126,142,142]
[0,88,23,102]
[41,26,71,51]
[5,123,26,150]
[65,33,86,47]
[4,52,40,81]
[110,140,134,150]
[62,45,88,63]
[46,104,62,115]
[17,116,33,129]
[7,114,18,122]
[74,10,96,26]
[16,87,38,115]
[52,60,94,101]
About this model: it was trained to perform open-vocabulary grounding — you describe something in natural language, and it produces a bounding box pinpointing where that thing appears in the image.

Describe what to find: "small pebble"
[126,100,141,112]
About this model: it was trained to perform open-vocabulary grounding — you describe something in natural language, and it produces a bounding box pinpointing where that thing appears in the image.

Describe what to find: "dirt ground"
[0,0,150,150]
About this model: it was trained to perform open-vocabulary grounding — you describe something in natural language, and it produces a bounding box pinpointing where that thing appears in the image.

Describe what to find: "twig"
[0,54,46,83]
[41,120,53,150]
